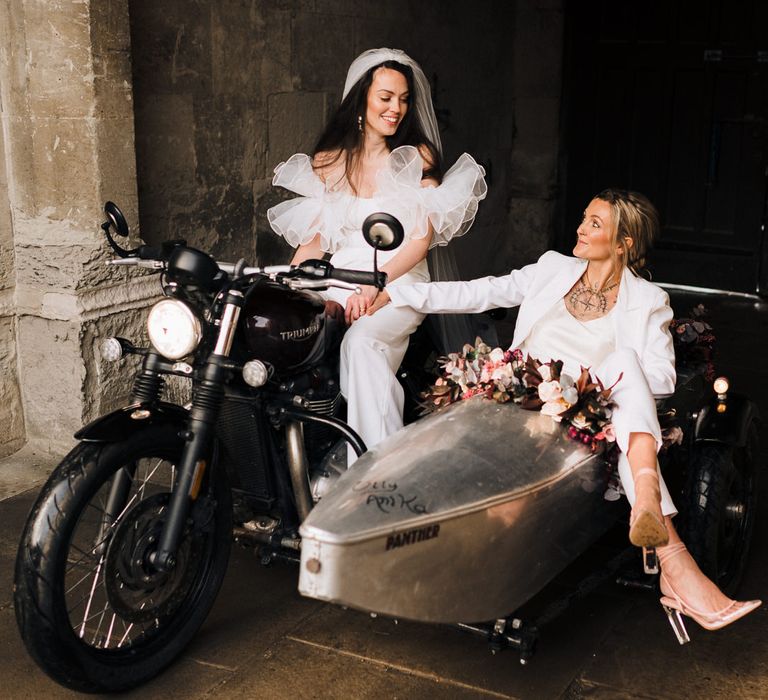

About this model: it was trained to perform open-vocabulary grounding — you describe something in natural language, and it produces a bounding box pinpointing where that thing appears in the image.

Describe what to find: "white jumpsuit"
[268,146,488,462]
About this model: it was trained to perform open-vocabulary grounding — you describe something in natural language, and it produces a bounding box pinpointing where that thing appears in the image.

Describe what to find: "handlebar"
[107,255,386,291]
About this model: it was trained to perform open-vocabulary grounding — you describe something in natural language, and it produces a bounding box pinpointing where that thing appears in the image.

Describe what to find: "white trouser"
[322,286,425,464]
[592,348,677,516]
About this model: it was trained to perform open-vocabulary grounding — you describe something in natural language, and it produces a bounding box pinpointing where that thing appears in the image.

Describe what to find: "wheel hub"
[105,493,202,623]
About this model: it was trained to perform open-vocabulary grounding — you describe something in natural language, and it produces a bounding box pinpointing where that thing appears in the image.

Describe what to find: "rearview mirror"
[104,201,129,237]
[362,213,404,251]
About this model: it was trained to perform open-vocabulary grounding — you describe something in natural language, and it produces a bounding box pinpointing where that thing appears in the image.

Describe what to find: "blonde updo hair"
[594,188,659,276]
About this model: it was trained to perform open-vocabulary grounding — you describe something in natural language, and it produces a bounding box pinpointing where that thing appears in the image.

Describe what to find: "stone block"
[267,91,327,166]
[133,92,198,222]
[514,0,564,99]
[508,96,561,196]
[94,115,139,218]
[128,1,213,96]
[0,126,14,293]
[254,183,295,266]
[17,316,84,450]
[28,116,101,216]
[0,315,24,459]
[24,0,95,119]
[292,13,356,92]
[503,196,555,268]
[211,4,292,98]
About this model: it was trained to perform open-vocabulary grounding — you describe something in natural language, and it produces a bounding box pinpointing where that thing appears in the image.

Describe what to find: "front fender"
[694,393,758,448]
[74,402,189,443]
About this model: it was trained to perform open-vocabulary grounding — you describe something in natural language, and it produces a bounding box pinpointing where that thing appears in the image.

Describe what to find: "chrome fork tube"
[214,291,243,356]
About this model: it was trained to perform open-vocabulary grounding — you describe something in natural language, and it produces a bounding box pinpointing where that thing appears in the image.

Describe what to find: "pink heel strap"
[657,542,687,565]
[633,467,659,481]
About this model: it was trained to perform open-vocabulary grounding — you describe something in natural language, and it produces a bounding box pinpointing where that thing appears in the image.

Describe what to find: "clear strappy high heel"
[628,467,669,574]
[658,542,762,644]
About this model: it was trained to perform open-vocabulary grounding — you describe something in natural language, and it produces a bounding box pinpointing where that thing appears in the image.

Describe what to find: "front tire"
[14,425,232,692]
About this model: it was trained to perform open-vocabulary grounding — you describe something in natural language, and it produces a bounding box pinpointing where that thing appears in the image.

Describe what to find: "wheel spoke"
[78,557,105,639]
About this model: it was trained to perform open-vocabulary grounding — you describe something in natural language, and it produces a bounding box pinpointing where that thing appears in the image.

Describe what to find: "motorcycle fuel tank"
[238,279,344,374]
[299,399,620,623]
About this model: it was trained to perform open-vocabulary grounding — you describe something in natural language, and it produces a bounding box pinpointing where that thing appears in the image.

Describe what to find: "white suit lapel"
[612,267,643,349]
[511,255,587,349]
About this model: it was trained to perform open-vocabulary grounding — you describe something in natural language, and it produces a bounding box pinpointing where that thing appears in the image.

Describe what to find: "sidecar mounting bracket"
[455,620,538,664]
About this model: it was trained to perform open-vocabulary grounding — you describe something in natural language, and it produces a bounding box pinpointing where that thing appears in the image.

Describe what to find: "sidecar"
[298,366,761,634]
[299,399,622,624]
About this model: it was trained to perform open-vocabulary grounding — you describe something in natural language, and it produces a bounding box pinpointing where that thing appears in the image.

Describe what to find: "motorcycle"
[13,202,406,692]
[13,203,761,692]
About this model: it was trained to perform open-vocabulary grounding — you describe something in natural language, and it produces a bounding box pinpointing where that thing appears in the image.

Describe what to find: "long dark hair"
[312,60,443,193]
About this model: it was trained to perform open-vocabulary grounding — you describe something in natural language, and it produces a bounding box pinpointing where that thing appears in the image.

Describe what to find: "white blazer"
[388,251,676,397]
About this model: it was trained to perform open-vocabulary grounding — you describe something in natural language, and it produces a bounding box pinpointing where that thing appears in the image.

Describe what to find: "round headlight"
[147,300,202,360]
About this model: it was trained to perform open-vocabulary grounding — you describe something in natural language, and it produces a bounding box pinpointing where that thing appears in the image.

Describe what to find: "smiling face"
[364,67,409,139]
[573,198,618,262]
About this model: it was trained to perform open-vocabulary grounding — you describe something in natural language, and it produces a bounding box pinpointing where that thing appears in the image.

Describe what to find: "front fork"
[148,290,244,572]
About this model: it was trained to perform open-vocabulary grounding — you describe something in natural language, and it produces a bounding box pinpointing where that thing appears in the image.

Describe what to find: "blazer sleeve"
[386,262,538,314]
[642,287,677,397]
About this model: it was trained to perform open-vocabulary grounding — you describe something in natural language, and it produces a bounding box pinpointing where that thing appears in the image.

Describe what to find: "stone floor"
[1,289,767,699]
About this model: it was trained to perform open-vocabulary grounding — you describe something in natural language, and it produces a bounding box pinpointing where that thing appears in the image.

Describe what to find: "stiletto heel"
[662,604,691,645]
[657,542,761,640]
[642,546,658,575]
[629,467,668,548]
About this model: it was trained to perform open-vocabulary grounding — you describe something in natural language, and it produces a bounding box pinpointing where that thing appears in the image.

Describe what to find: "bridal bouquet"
[421,338,619,451]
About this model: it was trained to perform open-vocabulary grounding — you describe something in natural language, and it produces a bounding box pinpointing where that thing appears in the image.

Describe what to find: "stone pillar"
[0,100,24,458]
[0,0,153,454]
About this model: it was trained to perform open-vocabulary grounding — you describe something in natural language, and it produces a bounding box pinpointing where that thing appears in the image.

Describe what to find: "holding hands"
[345,284,380,324]
[366,289,391,316]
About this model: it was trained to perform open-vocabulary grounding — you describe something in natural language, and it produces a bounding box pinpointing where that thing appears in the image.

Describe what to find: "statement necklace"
[567,271,619,318]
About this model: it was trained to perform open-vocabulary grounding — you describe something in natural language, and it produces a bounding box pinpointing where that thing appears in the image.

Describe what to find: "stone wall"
[129,0,564,278]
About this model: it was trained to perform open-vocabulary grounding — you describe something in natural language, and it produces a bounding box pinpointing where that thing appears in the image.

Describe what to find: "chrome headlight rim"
[147,299,202,360]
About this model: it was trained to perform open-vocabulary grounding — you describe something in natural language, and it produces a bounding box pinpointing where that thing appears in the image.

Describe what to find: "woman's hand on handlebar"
[345,284,379,324]
[366,289,391,316]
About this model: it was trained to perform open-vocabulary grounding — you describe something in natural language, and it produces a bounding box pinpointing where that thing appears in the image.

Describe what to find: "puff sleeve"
[267,154,347,253]
[376,146,488,248]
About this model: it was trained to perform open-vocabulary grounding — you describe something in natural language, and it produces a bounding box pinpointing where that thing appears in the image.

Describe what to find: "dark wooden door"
[560,0,768,294]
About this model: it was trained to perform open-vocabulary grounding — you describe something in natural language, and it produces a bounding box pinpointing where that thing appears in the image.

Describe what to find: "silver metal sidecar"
[299,398,620,623]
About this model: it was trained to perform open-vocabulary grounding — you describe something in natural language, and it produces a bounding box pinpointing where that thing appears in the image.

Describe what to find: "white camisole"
[518,299,616,378]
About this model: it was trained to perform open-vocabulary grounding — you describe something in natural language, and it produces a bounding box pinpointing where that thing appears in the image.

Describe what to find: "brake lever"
[106,259,165,269]
[285,278,361,294]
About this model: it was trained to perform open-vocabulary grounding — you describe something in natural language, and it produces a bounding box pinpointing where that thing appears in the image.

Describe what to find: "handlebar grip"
[330,268,387,287]
[137,245,164,260]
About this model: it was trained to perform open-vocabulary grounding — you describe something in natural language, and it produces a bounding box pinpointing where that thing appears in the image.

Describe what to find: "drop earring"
[357,115,363,132]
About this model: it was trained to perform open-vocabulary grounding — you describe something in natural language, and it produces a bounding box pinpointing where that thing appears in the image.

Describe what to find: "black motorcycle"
[13,202,404,692]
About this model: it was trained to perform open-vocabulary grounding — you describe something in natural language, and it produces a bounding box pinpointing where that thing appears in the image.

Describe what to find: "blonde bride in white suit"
[368,188,760,640]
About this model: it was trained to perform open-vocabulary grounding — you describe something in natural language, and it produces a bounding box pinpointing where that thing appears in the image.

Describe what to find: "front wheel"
[14,425,232,692]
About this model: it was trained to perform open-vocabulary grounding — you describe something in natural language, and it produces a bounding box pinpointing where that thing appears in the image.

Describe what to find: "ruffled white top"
[518,299,616,378]
[267,146,487,281]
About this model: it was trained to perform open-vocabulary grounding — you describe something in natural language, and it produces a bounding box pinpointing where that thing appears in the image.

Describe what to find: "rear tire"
[684,426,759,594]
[14,425,231,692]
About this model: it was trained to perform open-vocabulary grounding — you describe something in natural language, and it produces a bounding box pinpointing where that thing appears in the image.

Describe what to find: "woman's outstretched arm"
[371,262,538,316]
